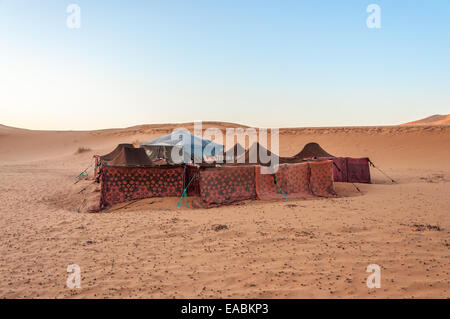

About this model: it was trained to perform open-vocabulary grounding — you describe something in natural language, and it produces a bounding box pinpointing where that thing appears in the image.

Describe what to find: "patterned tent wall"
[309,160,336,197]
[198,166,257,207]
[317,157,348,182]
[317,157,371,184]
[98,160,337,210]
[100,166,184,208]
[347,158,371,183]
[184,165,201,196]
[255,163,312,200]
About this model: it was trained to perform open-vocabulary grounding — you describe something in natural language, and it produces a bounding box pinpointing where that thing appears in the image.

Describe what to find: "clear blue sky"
[0,0,449,130]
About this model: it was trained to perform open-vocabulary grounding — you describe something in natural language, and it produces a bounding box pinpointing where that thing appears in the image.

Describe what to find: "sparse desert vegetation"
[76,146,91,154]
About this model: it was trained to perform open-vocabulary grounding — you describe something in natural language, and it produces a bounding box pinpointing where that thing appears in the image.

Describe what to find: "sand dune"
[0,122,449,298]
[401,114,450,126]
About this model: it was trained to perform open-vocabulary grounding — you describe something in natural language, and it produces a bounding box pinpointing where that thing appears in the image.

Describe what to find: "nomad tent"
[224,142,279,166]
[95,144,185,208]
[217,142,315,165]
[245,142,276,165]
[294,142,334,159]
[90,141,340,211]
[94,143,153,178]
[293,142,371,184]
[189,142,336,206]
[101,145,153,167]
[99,143,135,162]
[227,143,246,158]
[94,143,142,177]
[197,160,336,207]
[215,143,246,163]
[140,131,224,164]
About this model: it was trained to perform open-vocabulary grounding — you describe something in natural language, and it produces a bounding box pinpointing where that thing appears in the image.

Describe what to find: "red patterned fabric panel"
[347,157,371,184]
[284,163,312,198]
[198,166,256,206]
[100,166,184,207]
[317,157,348,182]
[309,160,336,197]
[185,165,201,196]
[255,163,312,200]
[254,166,282,200]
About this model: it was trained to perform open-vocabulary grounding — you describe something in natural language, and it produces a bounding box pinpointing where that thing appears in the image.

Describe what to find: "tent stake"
[352,182,361,193]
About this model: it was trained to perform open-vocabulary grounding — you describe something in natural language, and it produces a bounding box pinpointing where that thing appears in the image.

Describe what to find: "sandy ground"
[402,114,450,126]
[0,123,449,298]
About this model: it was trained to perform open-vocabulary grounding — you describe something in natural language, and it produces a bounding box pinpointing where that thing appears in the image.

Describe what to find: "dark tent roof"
[238,142,278,166]
[100,144,154,167]
[226,143,246,158]
[240,142,309,165]
[99,144,135,162]
[214,143,246,163]
[209,142,321,166]
[294,142,334,159]
[246,143,312,164]
[221,142,306,166]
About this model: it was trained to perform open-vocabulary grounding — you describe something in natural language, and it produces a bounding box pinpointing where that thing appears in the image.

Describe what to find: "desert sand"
[401,114,450,126]
[0,122,449,298]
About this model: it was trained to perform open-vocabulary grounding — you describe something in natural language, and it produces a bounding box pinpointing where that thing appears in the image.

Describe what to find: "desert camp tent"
[92,142,338,211]
[197,160,336,207]
[224,142,307,166]
[140,131,224,164]
[215,143,246,163]
[246,142,275,164]
[99,143,135,162]
[227,142,278,166]
[103,147,154,167]
[292,142,371,184]
[94,144,156,184]
[96,144,185,208]
[97,144,153,167]
[294,142,334,159]
[228,143,246,157]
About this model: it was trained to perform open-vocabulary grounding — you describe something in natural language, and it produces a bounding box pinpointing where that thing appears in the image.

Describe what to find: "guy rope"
[273,176,288,201]
[75,159,102,184]
[177,171,198,208]
[332,161,361,193]
[368,159,396,183]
